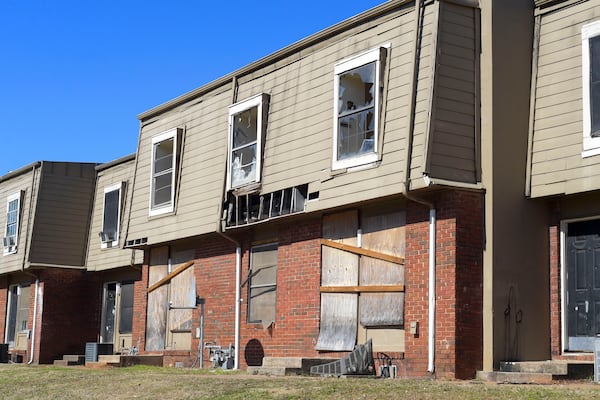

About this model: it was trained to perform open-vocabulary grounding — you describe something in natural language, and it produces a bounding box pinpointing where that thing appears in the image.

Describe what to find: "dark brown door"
[567,219,600,351]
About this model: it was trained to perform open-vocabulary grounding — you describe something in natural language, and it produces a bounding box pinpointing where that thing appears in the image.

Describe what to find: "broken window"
[228,94,269,190]
[150,128,181,216]
[248,243,278,325]
[225,184,307,228]
[333,47,386,170]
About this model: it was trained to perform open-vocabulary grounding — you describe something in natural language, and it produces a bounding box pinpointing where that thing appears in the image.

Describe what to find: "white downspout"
[27,278,39,364]
[234,246,241,370]
[427,208,436,373]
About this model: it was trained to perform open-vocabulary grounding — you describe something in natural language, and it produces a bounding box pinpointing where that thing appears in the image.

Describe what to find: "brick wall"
[0,275,7,342]
[37,269,102,363]
[238,218,322,367]
[404,190,483,379]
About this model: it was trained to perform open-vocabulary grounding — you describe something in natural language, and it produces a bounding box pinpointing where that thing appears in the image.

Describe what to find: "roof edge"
[95,153,136,172]
[137,0,413,121]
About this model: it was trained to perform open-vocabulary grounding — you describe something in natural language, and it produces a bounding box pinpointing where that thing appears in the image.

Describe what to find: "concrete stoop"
[247,357,338,376]
[53,354,85,366]
[476,370,554,384]
[477,360,594,383]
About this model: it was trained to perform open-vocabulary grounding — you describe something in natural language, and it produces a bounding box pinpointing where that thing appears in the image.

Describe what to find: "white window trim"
[3,192,21,256]
[100,182,123,249]
[227,93,267,191]
[149,128,178,216]
[332,45,388,171]
[582,21,600,158]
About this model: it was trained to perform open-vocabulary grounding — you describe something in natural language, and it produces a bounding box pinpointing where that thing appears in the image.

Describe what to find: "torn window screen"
[231,106,258,188]
[337,62,376,160]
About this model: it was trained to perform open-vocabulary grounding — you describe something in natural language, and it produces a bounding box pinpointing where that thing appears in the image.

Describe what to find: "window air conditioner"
[99,232,109,242]
[3,236,15,248]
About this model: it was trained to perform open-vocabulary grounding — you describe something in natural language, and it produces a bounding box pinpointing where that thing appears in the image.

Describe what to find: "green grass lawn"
[0,364,597,400]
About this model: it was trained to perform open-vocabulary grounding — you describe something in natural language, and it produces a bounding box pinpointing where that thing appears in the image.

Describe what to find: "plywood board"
[360,209,405,326]
[315,293,357,351]
[146,247,168,351]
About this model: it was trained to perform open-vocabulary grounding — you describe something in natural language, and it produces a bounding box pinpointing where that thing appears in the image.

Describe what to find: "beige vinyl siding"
[0,166,40,275]
[28,162,96,267]
[409,3,437,186]
[426,1,478,183]
[239,6,418,208]
[87,158,143,272]
[125,87,232,245]
[529,0,600,197]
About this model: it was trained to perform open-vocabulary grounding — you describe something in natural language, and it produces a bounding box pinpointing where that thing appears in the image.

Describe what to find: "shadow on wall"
[244,339,264,366]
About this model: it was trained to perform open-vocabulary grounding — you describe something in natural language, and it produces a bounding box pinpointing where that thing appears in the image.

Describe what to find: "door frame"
[560,216,600,353]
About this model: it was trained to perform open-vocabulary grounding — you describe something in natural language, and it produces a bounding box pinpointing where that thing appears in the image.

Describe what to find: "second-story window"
[227,94,269,190]
[333,47,387,170]
[3,192,22,256]
[149,128,180,216]
[100,182,123,248]
[582,21,600,157]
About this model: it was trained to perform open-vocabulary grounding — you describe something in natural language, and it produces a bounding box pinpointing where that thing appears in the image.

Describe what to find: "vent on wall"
[225,184,308,228]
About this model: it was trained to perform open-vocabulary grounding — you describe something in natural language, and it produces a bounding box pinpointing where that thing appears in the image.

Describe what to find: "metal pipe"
[427,208,436,373]
[27,277,39,364]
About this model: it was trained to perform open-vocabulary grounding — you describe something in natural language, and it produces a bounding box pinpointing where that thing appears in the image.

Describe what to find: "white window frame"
[3,192,21,256]
[332,46,387,170]
[149,128,179,216]
[227,94,267,191]
[582,21,600,157]
[100,182,123,249]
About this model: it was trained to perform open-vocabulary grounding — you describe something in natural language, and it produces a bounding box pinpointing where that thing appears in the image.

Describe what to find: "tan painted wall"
[127,0,482,246]
[529,0,600,197]
[481,0,549,371]
[86,157,143,272]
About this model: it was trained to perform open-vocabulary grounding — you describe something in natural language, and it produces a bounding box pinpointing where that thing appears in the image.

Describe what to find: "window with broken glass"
[333,47,386,170]
[228,94,268,190]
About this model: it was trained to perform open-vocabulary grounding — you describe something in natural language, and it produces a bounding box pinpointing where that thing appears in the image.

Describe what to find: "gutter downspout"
[21,162,41,364]
[214,75,242,370]
[403,0,437,375]
[27,277,39,364]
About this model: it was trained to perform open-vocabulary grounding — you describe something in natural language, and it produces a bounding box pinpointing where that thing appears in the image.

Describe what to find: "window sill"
[582,146,600,158]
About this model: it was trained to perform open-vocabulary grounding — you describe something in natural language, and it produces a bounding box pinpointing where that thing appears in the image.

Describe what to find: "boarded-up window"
[316,210,359,351]
[582,21,600,154]
[248,243,277,324]
[316,207,405,352]
[146,247,169,351]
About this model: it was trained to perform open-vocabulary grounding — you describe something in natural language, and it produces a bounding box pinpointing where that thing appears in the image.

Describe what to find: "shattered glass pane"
[337,61,376,160]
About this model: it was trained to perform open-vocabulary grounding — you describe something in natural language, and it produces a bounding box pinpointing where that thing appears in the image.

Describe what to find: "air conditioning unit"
[99,232,110,242]
[2,236,15,248]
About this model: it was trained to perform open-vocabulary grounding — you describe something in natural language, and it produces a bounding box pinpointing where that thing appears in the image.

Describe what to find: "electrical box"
[409,321,419,335]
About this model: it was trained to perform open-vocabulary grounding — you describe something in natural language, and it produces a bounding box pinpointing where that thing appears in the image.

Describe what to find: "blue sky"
[0,1,386,175]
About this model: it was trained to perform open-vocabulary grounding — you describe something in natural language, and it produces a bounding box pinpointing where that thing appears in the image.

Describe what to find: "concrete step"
[98,354,121,364]
[477,371,553,384]
[500,361,568,375]
[248,357,339,376]
[62,354,85,363]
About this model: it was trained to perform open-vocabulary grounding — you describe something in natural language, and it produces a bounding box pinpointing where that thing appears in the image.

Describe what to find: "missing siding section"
[225,184,307,228]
